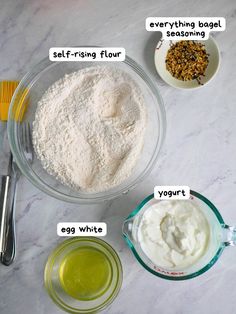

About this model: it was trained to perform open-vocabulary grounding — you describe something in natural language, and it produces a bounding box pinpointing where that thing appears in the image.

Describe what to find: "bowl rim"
[154,35,221,90]
[8,52,166,203]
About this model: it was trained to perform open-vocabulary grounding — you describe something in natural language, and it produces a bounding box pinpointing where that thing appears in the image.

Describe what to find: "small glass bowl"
[7,53,166,203]
[44,237,123,313]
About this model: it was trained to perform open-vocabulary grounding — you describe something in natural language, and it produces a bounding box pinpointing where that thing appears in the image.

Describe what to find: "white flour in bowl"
[32,66,147,192]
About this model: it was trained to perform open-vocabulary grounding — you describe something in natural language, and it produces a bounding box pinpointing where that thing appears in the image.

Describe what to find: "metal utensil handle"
[1,173,17,266]
[0,175,11,253]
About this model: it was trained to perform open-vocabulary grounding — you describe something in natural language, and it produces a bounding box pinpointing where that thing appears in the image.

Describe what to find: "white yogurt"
[138,200,210,269]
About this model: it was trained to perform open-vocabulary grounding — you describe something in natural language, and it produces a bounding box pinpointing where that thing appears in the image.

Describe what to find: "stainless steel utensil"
[0,125,21,266]
[0,123,33,265]
[1,153,20,265]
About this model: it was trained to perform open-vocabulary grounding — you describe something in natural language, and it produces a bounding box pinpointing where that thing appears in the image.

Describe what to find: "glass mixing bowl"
[7,55,166,203]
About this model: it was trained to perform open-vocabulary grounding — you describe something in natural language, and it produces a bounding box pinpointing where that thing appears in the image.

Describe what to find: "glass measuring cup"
[122,190,236,280]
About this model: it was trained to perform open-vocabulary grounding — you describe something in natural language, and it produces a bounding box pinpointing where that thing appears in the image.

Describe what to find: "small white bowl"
[154,36,220,89]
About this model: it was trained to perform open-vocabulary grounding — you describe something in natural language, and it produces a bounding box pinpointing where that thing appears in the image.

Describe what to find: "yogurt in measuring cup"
[138,200,210,269]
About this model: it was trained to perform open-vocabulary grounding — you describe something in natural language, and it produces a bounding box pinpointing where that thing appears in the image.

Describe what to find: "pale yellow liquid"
[59,247,112,301]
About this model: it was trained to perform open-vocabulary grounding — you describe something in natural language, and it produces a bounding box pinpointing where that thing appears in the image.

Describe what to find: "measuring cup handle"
[222,224,236,246]
[122,216,136,246]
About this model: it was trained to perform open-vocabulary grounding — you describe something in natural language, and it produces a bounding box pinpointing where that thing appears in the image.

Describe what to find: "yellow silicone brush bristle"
[0,81,19,121]
[0,81,28,122]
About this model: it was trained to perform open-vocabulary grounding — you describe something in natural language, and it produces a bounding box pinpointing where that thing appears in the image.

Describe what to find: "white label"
[146,17,226,40]
[154,186,190,200]
[57,222,107,237]
[49,47,125,61]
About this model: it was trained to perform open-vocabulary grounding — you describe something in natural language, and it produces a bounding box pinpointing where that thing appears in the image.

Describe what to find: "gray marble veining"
[0,0,236,313]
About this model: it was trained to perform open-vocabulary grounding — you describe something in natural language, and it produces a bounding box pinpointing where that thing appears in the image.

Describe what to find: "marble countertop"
[0,0,236,313]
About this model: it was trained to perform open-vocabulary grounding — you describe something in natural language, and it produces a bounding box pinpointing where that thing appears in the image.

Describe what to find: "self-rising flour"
[32,66,147,192]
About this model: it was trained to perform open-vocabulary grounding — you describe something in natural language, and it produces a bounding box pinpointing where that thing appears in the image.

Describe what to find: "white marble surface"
[0,0,236,313]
